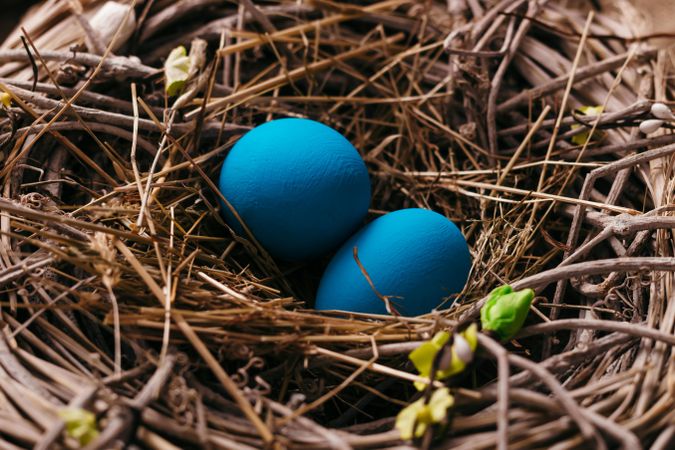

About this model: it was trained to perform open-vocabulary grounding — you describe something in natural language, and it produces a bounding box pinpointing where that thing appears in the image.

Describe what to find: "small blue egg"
[218,118,371,261]
[315,208,471,316]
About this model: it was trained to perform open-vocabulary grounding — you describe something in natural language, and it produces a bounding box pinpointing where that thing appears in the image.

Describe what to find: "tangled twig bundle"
[0,0,673,449]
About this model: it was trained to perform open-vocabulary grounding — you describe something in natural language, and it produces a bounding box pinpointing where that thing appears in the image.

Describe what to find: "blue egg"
[218,118,371,261]
[315,209,471,316]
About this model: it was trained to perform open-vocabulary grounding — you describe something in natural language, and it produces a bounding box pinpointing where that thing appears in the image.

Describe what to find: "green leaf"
[396,388,454,440]
[409,324,478,391]
[409,331,450,378]
[481,285,534,341]
[438,323,477,378]
[571,105,604,145]
[428,386,455,422]
[164,46,190,97]
[58,408,99,447]
[395,396,422,440]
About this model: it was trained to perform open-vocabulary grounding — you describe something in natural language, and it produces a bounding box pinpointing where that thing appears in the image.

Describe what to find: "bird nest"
[0,1,673,449]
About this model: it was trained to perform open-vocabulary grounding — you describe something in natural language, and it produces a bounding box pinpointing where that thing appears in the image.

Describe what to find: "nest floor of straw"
[0,0,673,449]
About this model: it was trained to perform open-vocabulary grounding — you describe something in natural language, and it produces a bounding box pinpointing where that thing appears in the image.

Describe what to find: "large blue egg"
[218,118,371,261]
[315,209,471,316]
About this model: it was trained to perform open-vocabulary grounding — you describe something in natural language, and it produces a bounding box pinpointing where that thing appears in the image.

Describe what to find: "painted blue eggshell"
[218,118,371,261]
[315,208,471,316]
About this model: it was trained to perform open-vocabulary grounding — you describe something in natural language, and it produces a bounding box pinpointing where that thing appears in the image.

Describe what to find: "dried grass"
[0,0,673,449]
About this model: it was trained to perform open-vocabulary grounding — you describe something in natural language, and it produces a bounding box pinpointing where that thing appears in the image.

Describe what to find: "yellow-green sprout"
[571,105,604,145]
[0,92,10,108]
[58,407,99,447]
[409,323,478,391]
[396,388,454,440]
[164,46,191,97]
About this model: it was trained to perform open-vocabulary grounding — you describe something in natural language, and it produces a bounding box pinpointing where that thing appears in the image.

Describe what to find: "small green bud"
[480,285,534,341]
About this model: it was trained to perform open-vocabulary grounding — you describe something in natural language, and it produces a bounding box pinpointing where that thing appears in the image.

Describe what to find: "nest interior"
[0,0,673,449]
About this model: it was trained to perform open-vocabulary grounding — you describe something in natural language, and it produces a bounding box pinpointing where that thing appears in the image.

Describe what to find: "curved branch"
[0,49,157,79]
[518,319,675,346]
[460,257,675,323]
